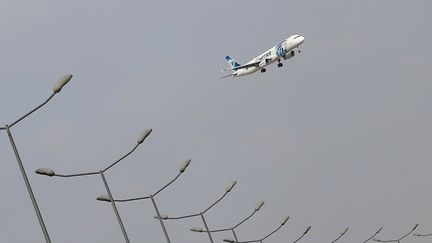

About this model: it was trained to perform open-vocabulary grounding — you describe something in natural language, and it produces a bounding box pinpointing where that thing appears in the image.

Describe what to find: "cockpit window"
[293,35,301,39]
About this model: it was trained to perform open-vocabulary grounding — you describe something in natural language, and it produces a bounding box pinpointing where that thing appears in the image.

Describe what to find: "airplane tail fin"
[225,56,241,69]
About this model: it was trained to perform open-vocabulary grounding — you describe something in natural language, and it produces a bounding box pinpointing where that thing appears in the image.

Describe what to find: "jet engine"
[283,50,295,60]
[259,58,271,68]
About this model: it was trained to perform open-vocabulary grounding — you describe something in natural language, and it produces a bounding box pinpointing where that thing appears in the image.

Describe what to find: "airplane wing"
[221,61,260,72]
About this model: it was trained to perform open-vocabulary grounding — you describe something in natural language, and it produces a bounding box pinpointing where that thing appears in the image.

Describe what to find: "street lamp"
[190,200,265,242]
[96,159,191,243]
[154,180,237,243]
[373,224,418,243]
[35,129,152,243]
[330,228,349,243]
[363,227,383,243]
[1,74,72,243]
[222,216,292,243]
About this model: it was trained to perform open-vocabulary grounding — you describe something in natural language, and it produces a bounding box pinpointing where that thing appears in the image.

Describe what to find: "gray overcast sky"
[1,0,431,242]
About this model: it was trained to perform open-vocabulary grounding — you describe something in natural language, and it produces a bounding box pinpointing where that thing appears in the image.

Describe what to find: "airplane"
[221,35,305,78]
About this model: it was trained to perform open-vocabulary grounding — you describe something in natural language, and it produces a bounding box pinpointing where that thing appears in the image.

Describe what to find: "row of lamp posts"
[0,74,299,243]
[1,75,430,243]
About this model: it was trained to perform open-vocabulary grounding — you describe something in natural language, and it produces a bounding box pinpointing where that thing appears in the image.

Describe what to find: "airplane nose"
[299,36,305,44]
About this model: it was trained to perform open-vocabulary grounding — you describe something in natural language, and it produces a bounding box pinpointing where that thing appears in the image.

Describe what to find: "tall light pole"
[35,129,152,243]
[155,180,237,243]
[373,224,418,243]
[330,228,349,243]
[363,227,383,243]
[190,200,265,242]
[222,216,291,243]
[1,74,72,243]
[96,159,192,243]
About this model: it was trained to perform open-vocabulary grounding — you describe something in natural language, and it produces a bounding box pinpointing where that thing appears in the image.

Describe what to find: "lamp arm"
[153,172,181,197]
[9,93,55,128]
[103,143,140,172]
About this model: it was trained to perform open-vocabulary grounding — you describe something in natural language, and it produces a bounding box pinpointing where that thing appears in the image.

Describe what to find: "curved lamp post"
[154,180,237,243]
[373,224,418,243]
[1,74,72,243]
[96,159,191,243]
[330,228,349,243]
[190,200,265,242]
[35,129,152,243]
[222,216,291,243]
[363,227,383,243]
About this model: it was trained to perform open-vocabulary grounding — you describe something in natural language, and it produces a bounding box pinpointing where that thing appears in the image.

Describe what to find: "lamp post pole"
[151,195,171,243]
[232,229,239,242]
[200,213,214,243]
[6,125,51,243]
[100,170,129,242]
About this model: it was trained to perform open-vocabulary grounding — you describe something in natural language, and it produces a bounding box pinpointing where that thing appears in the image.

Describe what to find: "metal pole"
[5,125,51,243]
[201,213,214,243]
[232,229,239,242]
[150,195,171,243]
[100,171,130,243]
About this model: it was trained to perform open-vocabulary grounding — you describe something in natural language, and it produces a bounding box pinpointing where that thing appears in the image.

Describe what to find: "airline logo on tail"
[225,56,241,69]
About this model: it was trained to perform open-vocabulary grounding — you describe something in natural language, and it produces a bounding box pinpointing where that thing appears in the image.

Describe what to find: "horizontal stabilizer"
[220,73,234,79]
[222,61,261,72]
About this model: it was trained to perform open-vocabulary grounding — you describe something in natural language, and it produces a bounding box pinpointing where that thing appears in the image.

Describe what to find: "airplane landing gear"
[261,68,266,73]
[277,62,283,68]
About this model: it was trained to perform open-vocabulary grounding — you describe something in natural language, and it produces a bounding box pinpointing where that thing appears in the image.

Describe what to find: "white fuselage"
[233,35,304,77]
